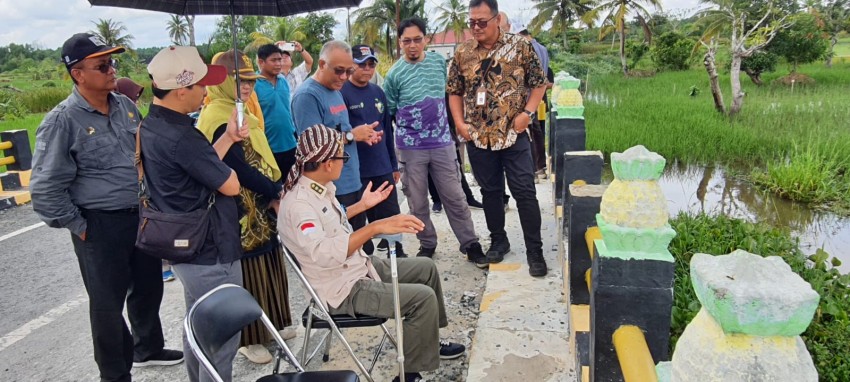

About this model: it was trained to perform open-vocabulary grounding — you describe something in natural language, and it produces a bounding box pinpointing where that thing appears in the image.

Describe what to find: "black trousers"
[338,173,403,253]
[529,118,546,171]
[467,134,543,254]
[71,209,165,382]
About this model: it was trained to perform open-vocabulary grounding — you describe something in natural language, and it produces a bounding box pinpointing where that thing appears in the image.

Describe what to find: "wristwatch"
[344,131,355,144]
[523,109,535,118]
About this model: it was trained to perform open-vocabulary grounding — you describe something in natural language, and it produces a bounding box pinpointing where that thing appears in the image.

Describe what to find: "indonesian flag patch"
[300,222,317,235]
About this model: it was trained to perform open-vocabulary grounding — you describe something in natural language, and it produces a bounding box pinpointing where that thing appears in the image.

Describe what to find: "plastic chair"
[184,283,359,382]
[279,240,398,382]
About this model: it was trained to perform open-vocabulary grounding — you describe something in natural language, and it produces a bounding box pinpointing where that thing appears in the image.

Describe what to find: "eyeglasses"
[80,58,118,74]
[468,14,499,29]
[333,67,357,77]
[328,152,350,164]
[357,61,377,69]
[400,37,424,46]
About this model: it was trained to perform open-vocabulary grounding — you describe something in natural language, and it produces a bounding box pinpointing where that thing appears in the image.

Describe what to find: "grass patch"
[669,212,850,381]
[21,88,72,113]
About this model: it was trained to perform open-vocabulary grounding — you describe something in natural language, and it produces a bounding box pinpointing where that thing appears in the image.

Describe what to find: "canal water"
[603,163,849,273]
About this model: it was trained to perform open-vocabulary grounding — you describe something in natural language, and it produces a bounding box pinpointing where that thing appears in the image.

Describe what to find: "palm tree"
[186,15,196,46]
[587,0,661,74]
[353,0,426,59]
[90,18,134,49]
[434,0,468,46]
[246,17,307,52]
[166,15,189,45]
[530,0,596,50]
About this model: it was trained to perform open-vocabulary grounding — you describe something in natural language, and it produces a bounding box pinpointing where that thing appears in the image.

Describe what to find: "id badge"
[476,86,486,106]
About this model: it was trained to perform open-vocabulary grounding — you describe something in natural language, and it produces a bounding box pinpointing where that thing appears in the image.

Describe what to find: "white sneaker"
[239,344,272,364]
[279,326,297,340]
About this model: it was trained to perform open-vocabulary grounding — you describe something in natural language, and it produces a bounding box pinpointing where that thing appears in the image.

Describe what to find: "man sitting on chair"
[278,125,466,382]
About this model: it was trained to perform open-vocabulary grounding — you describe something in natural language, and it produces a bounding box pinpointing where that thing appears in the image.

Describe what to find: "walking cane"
[377,233,405,380]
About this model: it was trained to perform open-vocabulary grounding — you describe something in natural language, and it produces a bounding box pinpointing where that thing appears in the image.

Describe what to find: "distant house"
[428,29,474,60]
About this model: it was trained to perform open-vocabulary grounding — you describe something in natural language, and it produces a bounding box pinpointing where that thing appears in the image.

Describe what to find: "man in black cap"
[30,33,183,382]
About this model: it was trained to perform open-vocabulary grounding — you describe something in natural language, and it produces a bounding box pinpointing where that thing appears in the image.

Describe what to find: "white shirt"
[285,62,310,98]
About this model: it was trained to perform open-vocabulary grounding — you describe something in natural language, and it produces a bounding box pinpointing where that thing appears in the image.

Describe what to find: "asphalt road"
[0,185,484,382]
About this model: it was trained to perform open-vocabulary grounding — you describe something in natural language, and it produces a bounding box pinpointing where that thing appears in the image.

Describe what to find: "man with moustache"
[383,18,486,266]
[447,0,549,277]
[30,33,183,382]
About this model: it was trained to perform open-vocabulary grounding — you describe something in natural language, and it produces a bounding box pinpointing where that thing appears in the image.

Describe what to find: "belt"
[83,207,139,214]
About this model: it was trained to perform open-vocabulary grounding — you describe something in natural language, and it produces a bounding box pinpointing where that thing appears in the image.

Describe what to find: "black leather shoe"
[416,246,436,258]
[392,372,423,382]
[528,251,548,277]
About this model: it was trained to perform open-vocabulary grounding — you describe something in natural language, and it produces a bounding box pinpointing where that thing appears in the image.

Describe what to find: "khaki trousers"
[329,257,448,372]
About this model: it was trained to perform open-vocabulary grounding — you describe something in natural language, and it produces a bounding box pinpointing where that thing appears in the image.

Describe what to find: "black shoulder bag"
[134,122,215,262]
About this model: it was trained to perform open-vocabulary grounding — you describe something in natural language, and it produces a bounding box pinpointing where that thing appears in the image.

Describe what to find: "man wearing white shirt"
[279,40,314,97]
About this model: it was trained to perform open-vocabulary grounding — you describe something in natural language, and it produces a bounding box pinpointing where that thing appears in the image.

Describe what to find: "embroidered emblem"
[310,182,325,195]
[374,98,384,114]
[86,127,95,135]
[300,222,317,235]
[175,70,195,87]
[128,112,135,119]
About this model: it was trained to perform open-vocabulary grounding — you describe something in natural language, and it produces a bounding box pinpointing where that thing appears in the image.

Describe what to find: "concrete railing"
[0,130,33,210]
[613,325,657,382]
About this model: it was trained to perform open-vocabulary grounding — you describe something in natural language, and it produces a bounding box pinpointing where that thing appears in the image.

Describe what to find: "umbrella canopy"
[87,0,363,16]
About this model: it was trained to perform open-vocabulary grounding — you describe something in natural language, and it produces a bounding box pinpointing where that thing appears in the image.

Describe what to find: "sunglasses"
[357,61,377,69]
[468,14,499,29]
[329,152,351,164]
[333,67,357,76]
[79,58,118,74]
[400,36,424,46]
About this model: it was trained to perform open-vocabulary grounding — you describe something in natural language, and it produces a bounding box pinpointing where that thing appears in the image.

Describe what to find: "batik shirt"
[384,52,453,150]
[447,31,547,150]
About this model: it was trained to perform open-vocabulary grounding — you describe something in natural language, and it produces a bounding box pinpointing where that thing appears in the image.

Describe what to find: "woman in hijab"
[196,49,292,364]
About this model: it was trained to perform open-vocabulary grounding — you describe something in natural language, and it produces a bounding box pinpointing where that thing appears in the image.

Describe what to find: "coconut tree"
[246,17,307,52]
[434,0,468,46]
[166,14,189,45]
[530,0,596,50]
[90,18,134,49]
[587,0,662,74]
[352,0,426,59]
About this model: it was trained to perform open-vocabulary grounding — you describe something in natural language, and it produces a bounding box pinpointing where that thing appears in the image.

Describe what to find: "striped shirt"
[383,52,453,150]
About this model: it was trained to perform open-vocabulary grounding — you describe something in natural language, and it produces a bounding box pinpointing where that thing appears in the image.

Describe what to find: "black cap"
[352,45,377,64]
[61,33,125,69]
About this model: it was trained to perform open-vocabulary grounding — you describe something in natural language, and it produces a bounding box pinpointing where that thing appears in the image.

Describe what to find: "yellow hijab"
[196,74,281,182]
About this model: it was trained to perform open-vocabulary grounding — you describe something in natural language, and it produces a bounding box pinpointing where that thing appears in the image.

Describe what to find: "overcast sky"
[0,0,703,50]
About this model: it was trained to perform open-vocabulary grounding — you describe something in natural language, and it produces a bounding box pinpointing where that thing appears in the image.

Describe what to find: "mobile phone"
[277,42,295,52]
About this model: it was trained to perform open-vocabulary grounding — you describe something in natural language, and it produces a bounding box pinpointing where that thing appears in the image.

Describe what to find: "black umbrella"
[88,0,363,124]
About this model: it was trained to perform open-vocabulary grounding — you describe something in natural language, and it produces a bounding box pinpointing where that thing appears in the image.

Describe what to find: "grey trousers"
[398,145,479,252]
[173,260,244,382]
[329,257,448,372]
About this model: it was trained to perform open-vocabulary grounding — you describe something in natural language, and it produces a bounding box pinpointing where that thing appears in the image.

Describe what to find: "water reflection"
[601,164,850,272]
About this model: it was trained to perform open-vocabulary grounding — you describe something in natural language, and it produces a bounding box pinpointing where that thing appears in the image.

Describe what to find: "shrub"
[42,81,57,88]
[0,89,29,120]
[651,32,694,71]
[669,213,850,381]
[21,88,69,113]
[626,39,649,69]
[740,50,778,85]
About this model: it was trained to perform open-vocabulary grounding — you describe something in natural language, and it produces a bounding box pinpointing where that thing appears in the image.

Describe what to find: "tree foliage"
[352,0,426,59]
[651,31,694,70]
[771,12,830,72]
[90,18,134,50]
[434,0,468,46]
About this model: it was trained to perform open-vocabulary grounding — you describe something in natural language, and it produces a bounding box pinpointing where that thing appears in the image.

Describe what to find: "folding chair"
[184,283,359,382]
[279,240,397,382]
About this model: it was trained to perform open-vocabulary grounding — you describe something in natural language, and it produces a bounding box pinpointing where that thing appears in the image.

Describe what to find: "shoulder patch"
[310,182,325,195]
[299,222,317,235]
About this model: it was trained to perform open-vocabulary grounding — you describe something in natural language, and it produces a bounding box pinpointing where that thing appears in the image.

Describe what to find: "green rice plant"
[21,88,70,113]
[0,89,29,121]
[668,212,850,381]
[751,140,850,205]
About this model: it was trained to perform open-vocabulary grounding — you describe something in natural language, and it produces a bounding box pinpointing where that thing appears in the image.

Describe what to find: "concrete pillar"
[551,118,586,205]
[1,130,32,171]
[590,145,677,382]
[561,151,603,226]
[665,250,819,382]
[566,184,606,305]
